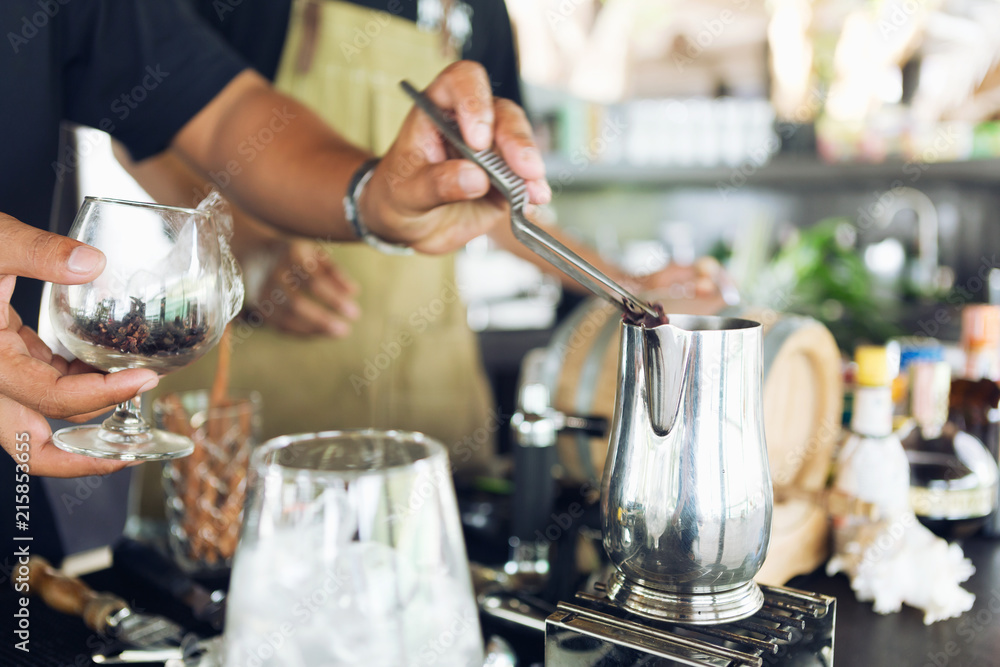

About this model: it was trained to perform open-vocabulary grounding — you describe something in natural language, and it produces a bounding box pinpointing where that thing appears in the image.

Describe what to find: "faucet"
[872,187,941,294]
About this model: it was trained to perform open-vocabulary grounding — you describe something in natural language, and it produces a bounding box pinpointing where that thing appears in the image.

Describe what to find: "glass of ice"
[224,430,485,667]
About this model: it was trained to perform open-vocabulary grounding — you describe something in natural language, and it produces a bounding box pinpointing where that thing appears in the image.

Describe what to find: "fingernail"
[137,376,159,394]
[473,122,491,149]
[343,302,361,319]
[68,246,103,274]
[521,147,543,168]
[539,180,553,201]
[459,165,484,193]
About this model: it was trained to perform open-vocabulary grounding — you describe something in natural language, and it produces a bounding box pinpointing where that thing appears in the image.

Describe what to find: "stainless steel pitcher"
[601,315,772,625]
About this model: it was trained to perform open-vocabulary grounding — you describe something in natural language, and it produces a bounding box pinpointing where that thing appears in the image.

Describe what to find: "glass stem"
[102,396,150,436]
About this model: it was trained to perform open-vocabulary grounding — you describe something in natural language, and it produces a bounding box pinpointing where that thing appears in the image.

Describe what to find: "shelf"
[545,155,1000,190]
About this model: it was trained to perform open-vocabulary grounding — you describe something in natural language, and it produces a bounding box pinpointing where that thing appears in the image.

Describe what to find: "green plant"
[753,218,901,348]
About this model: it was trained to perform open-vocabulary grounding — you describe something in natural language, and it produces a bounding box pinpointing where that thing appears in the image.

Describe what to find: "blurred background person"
[117,0,727,480]
[0,0,546,564]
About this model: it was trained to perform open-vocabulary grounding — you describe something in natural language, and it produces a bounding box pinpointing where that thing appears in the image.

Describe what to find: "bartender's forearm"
[110,142,205,210]
[166,62,549,254]
[112,142,287,257]
[171,70,368,240]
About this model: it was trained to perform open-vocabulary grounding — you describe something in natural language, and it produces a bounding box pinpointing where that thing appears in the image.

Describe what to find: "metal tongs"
[400,80,661,321]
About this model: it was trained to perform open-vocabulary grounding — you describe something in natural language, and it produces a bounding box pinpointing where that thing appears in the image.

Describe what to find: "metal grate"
[546,584,835,667]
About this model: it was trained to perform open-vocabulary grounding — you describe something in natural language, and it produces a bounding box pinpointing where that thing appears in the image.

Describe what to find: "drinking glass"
[224,430,485,667]
[48,196,243,460]
[155,389,263,572]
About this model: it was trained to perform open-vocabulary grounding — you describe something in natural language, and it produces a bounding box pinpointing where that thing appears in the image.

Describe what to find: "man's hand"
[631,257,735,314]
[242,237,360,337]
[364,61,551,254]
[0,213,159,477]
[173,61,548,255]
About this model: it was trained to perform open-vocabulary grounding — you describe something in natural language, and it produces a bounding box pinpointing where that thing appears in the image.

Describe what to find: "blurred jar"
[154,389,262,572]
[952,305,1000,536]
[902,361,998,539]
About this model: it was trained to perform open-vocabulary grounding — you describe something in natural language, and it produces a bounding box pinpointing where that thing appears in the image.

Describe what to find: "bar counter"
[3,536,1000,666]
[788,536,1000,667]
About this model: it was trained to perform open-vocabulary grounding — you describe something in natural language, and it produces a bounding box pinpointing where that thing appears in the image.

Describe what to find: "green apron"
[156,0,496,475]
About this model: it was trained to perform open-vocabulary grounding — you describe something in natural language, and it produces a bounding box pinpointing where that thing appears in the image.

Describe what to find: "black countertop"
[788,536,1000,667]
[4,537,1000,666]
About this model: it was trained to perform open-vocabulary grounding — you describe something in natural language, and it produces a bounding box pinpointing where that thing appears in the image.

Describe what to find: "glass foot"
[52,425,194,461]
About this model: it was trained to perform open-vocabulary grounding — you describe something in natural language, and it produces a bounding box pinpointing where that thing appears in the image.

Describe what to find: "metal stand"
[546,583,836,667]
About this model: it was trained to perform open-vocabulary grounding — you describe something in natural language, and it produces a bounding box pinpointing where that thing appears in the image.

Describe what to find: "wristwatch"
[343,157,414,255]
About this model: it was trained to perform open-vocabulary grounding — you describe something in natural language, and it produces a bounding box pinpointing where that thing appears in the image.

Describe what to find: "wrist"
[344,158,413,255]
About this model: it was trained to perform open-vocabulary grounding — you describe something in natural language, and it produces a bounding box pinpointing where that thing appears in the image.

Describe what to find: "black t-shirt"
[0,0,247,327]
[189,0,522,104]
[0,1,248,567]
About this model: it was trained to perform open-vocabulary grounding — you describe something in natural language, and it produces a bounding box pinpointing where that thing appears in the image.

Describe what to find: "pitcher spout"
[643,322,690,438]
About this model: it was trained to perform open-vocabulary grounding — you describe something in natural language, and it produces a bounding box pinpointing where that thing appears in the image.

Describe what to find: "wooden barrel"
[537,298,843,495]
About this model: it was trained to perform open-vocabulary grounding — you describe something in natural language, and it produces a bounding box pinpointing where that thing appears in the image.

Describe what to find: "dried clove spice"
[71,296,207,356]
[623,302,669,327]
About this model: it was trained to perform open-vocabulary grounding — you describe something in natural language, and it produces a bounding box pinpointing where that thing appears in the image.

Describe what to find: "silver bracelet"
[343,157,414,255]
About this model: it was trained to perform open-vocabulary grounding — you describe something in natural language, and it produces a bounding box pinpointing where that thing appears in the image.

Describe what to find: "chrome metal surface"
[604,572,764,626]
[92,648,184,664]
[601,315,772,625]
[484,636,518,667]
[92,637,221,665]
[480,591,551,633]
[867,186,940,294]
[545,584,835,667]
[111,610,185,647]
[510,209,660,320]
[400,80,659,320]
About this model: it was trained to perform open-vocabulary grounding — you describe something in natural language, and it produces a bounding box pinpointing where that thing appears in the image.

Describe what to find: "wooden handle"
[26,556,128,635]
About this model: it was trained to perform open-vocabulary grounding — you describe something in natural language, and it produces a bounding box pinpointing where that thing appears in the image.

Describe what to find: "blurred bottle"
[951,304,1000,536]
[892,339,944,423]
[902,361,998,539]
[961,304,1000,380]
[828,345,978,623]
[832,346,911,548]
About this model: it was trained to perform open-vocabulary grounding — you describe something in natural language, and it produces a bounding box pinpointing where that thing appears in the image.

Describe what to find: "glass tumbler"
[223,430,485,667]
[155,390,262,572]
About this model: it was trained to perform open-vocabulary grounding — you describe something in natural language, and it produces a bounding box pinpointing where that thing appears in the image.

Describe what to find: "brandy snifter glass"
[48,196,243,461]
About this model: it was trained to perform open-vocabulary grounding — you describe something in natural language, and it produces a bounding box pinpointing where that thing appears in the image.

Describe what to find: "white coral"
[828,511,975,625]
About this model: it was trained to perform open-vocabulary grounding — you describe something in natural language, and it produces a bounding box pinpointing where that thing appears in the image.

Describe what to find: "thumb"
[0,213,105,284]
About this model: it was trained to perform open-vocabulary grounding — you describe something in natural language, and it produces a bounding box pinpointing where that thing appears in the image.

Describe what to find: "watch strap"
[343,157,414,255]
